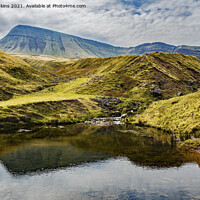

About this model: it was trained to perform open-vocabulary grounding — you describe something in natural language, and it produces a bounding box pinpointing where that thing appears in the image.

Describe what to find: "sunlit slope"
[0,76,102,124]
[14,54,78,72]
[0,52,200,125]
[55,52,200,101]
[0,51,53,100]
[1,52,200,105]
[132,90,200,134]
[0,77,93,107]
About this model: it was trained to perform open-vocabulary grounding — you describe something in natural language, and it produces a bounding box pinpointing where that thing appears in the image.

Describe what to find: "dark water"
[0,124,200,200]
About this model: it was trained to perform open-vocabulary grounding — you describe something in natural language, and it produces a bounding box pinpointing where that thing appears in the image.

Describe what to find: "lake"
[0,124,199,200]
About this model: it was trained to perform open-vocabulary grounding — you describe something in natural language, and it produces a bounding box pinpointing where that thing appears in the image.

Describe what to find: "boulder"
[177,92,183,96]
[150,87,162,98]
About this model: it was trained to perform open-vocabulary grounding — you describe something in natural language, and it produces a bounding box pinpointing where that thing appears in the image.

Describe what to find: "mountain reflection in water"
[0,124,200,200]
[0,124,199,175]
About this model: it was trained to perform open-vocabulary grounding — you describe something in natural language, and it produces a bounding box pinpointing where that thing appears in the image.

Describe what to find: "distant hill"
[0,25,128,58]
[128,42,176,55]
[174,45,200,58]
[0,25,200,58]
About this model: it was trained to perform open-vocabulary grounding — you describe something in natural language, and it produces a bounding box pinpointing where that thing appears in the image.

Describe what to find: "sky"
[0,0,200,47]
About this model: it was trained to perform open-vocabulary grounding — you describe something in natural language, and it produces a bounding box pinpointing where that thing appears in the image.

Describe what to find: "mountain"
[174,45,200,58]
[0,25,128,58]
[128,42,176,55]
[0,25,200,58]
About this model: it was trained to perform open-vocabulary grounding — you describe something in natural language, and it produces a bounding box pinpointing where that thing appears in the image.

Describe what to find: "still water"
[0,124,199,200]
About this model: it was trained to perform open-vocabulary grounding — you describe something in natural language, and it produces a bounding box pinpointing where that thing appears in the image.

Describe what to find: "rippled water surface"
[0,124,199,200]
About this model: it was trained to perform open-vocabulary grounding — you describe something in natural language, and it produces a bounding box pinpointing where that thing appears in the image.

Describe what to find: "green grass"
[70,53,200,101]
[14,52,200,102]
[1,51,200,132]
[0,51,55,101]
[0,73,103,125]
[0,98,102,125]
[0,77,94,107]
[131,90,200,134]
[15,54,78,72]
[179,139,200,150]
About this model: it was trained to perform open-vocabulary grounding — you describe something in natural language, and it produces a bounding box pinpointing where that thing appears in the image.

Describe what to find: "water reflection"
[0,124,200,200]
[0,124,199,175]
[0,158,200,200]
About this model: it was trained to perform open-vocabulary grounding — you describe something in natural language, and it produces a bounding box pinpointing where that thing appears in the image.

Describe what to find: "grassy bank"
[0,98,103,126]
[128,90,200,151]
[130,90,200,134]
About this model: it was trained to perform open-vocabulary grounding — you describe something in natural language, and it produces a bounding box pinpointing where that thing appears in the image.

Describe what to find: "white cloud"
[0,0,200,46]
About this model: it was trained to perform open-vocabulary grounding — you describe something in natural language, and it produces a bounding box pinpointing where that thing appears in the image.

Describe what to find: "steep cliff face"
[0,25,200,58]
[0,25,128,58]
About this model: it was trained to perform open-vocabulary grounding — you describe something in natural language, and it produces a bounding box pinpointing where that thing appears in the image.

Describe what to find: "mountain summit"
[0,25,128,58]
[0,25,200,58]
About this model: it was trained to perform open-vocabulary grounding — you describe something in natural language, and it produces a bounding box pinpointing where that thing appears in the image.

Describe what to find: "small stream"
[84,116,124,126]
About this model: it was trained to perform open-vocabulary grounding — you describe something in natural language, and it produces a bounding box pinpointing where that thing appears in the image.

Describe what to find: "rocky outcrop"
[150,87,163,99]
[93,96,123,108]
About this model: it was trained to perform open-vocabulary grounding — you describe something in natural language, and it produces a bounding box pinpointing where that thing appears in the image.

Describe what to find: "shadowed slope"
[0,51,53,100]
[1,25,200,58]
[0,25,128,58]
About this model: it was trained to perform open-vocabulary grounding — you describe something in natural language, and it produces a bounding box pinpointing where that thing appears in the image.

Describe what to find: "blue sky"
[0,0,200,47]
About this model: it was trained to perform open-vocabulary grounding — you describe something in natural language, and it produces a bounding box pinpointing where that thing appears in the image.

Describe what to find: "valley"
[1,0,200,198]
[0,50,200,151]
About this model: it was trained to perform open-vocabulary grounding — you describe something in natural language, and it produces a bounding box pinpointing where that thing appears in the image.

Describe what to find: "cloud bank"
[0,0,200,47]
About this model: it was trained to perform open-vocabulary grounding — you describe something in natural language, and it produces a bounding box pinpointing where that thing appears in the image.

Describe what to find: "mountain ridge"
[0,25,200,58]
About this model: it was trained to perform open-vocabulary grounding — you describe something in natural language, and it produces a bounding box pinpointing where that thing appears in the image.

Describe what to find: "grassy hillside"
[0,51,55,101]
[131,90,200,135]
[55,52,200,101]
[4,52,200,105]
[0,98,102,126]
[14,54,78,72]
[0,76,103,125]
[0,52,200,131]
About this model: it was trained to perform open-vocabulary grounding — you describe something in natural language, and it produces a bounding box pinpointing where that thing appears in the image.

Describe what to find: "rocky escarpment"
[0,25,128,58]
[1,25,200,58]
